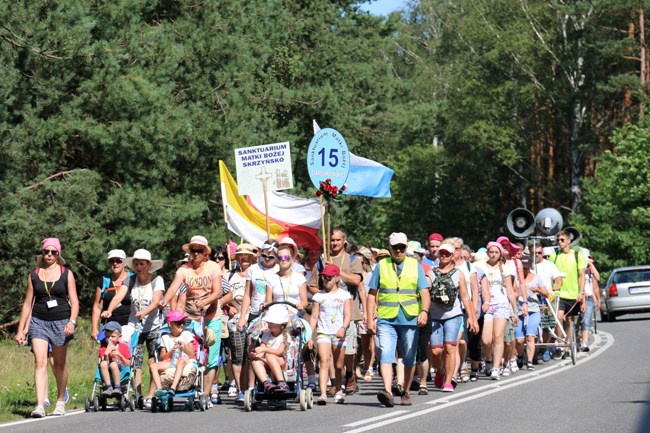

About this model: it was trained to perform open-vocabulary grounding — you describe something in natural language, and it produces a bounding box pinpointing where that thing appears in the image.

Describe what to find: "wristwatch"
[69,319,77,325]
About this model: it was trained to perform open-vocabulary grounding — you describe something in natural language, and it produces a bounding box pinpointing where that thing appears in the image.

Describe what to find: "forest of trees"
[1,0,649,326]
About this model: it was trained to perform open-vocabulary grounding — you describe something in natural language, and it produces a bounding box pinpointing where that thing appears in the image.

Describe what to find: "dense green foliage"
[1,1,648,325]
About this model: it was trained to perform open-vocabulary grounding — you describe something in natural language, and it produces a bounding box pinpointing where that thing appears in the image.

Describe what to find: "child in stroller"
[99,321,132,397]
[149,310,195,399]
[250,306,290,394]
[244,302,314,411]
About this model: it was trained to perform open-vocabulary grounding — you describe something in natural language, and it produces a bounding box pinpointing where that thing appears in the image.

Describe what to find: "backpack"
[430,268,459,306]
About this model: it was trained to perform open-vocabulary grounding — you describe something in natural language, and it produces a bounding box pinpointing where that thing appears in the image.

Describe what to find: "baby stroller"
[85,323,140,412]
[151,315,211,412]
[243,301,314,412]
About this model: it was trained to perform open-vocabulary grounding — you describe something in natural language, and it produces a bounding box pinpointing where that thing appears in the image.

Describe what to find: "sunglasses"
[216,256,225,261]
[278,255,292,262]
[171,320,185,326]
[321,275,336,281]
[42,249,59,256]
[260,254,277,260]
[391,244,406,251]
[439,251,453,257]
[108,258,123,264]
[190,248,205,254]
[557,238,568,243]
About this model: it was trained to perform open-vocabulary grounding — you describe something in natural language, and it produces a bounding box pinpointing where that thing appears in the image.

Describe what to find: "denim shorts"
[29,317,73,347]
[429,315,463,348]
[581,297,595,331]
[376,320,419,367]
[515,311,541,339]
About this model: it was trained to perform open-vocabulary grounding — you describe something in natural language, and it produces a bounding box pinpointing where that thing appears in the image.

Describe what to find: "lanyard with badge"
[42,269,58,309]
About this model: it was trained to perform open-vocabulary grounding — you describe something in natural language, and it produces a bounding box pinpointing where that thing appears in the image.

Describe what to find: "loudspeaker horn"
[506,208,535,238]
[534,208,564,236]
[564,227,581,247]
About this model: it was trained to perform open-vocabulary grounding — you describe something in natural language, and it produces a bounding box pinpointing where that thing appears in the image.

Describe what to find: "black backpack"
[430,268,459,306]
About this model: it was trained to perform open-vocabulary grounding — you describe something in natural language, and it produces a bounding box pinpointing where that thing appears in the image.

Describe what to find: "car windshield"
[613,270,650,284]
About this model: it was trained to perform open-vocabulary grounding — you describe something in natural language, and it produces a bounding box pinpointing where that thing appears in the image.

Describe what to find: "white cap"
[542,247,556,257]
[107,249,126,260]
[389,232,408,246]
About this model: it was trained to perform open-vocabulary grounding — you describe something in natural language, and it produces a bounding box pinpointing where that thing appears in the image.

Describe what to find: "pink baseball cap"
[166,310,187,324]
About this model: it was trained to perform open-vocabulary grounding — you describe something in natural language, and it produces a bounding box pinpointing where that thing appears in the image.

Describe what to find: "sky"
[357,0,408,16]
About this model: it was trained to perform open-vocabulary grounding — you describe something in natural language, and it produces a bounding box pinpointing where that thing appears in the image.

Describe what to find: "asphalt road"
[3,313,650,433]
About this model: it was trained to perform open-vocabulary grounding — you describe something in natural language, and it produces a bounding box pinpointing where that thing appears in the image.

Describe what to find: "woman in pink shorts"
[479,242,519,381]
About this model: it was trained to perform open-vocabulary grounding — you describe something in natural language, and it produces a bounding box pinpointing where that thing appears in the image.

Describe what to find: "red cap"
[428,233,444,242]
[321,264,340,277]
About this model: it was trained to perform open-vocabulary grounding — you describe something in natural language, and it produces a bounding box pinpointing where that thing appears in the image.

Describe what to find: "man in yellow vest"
[367,233,430,407]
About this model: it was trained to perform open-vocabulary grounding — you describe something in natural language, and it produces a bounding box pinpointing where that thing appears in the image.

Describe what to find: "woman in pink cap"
[162,235,223,405]
[479,241,519,381]
[15,238,79,417]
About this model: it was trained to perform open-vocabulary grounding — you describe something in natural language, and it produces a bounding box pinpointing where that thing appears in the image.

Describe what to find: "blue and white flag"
[312,120,393,198]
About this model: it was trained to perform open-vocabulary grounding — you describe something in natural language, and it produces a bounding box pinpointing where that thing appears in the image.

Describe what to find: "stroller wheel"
[119,395,127,412]
[137,395,144,410]
[129,395,136,412]
[151,397,158,413]
[243,390,252,412]
[100,395,107,411]
[306,388,314,409]
[187,396,195,412]
[84,396,91,412]
[299,389,308,411]
[166,397,173,413]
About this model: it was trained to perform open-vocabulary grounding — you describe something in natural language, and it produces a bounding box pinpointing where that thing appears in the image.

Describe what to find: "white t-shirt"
[128,275,165,332]
[261,330,286,351]
[532,259,561,291]
[266,271,306,312]
[249,263,278,315]
[483,263,515,305]
[222,269,250,320]
[160,330,194,352]
[312,289,352,335]
[455,261,477,300]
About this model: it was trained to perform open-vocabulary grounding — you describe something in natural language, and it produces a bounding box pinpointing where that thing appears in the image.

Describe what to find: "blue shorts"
[429,315,463,348]
[376,321,419,367]
[515,311,541,339]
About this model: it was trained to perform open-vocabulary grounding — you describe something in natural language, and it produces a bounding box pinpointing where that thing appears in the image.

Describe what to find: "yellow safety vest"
[377,257,421,319]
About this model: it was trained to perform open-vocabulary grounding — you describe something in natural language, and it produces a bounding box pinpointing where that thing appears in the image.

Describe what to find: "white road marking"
[343,410,411,427]
[0,409,84,429]
[343,331,613,433]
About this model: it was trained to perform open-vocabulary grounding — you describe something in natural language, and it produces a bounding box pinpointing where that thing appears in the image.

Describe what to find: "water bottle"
[170,345,181,369]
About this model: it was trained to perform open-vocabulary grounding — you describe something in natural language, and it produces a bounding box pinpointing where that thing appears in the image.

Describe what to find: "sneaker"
[553,348,565,360]
[52,401,65,416]
[112,387,122,397]
[235,391,245,402]
[228,385,237,397]
[44,398,50,407]
[460,366,470,383]
[580,344,590,352]
[484,362,493,377]
[317,395,327,405]
[103,387,114,396]
[501,366,511,377]
[526,362,535,370]
[167,389,176,397]
[516,357,524,369]
[212,394,222,404]
[434,373,445,389]
[400,392,412,406]
[143,398,152,409]
[391,383,405,397]
[490,369,500,381]
[418,386,429,396]
[542,351,551,362]
[334,390,345,404]
[263,381,276,393]
[307,382,317,391]
[220,381,231,392]
[451,377,458,389]
[275,382,289,393]
[31,405,45,418]
[207,400,213,409]
[154,389,167,397]
[377,390,395,408]
[64,387,69,403]
[509,359,519,373]
[442,383,454,392]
